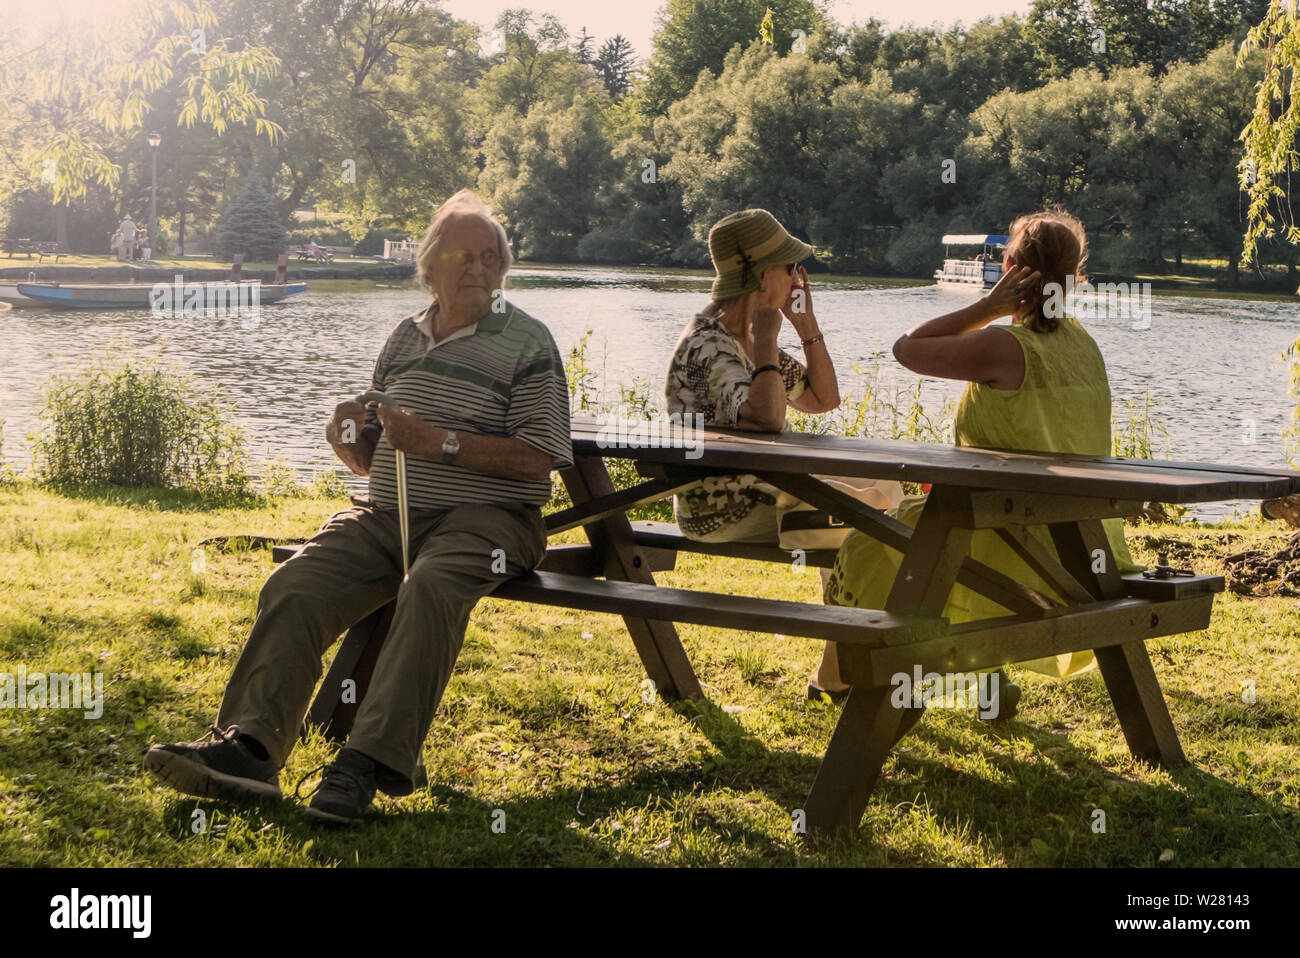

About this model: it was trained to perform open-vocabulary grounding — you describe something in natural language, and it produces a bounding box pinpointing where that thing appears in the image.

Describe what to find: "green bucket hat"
[708,209,813,301]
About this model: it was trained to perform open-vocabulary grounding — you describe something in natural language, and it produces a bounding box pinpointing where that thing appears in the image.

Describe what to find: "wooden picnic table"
[287,419,1300,837]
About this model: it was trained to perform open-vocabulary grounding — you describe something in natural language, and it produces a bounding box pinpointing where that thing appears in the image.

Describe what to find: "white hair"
[415,189,513,295]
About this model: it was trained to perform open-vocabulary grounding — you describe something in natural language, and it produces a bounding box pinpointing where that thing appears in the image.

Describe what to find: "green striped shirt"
[364,301,572,510]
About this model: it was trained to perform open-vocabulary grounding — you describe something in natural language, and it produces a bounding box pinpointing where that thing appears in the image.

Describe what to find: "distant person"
[137,229,151,261]
[118,216,136,261]
[824,210,1144,713]
[109,230,122,259]
[663,208,902,702]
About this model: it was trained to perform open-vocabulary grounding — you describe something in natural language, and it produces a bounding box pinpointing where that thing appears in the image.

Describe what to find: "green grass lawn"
[1,483,1296,867]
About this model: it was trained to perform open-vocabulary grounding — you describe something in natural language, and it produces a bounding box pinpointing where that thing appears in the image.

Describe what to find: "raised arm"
[893,264,1039,390]
[783,265,839,414]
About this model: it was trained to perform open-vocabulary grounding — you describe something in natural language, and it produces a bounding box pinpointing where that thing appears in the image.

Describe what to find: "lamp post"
[147,131,160,258]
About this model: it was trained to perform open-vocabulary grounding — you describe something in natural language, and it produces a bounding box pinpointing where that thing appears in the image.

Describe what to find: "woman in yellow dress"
[823,211,1143,715]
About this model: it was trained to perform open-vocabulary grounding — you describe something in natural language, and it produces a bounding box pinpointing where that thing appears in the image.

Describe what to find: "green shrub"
[33,354,251,496]
[1112,389,1171,460]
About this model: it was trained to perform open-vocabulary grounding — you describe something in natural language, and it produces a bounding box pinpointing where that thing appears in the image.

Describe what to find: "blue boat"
[13,280,307,309]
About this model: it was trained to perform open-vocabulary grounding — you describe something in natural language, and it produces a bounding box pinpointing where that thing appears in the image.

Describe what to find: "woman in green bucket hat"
[664,208,903,702]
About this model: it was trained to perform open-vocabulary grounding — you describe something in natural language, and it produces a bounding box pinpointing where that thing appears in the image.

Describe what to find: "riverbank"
[0,257,414,283]
[2,482,1296,866]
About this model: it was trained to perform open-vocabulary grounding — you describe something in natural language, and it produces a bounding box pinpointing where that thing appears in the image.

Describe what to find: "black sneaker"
[144,724,282,800]
[301,748,378,825]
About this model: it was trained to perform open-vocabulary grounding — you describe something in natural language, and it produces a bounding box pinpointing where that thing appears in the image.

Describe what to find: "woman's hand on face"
[982,264,1042,322]
[780,265,815,328]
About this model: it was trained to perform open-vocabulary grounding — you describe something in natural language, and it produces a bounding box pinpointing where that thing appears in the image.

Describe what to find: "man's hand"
[374,404,441,458]
[326,399,376,476]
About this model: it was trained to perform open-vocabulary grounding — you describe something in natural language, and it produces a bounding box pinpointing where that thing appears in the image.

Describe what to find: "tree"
[1238,1,1300,461]
[593,35,636,100]
[479,88,618,260]
[642,0,831,114]
[963,68,1159,267]
[575,26,596,64]
[1023,0,1098,80]
[474,10,589,120]
[660,44,844,250]
[1150,44,1260,283]
[1239,0,1300,263]
[0,0,282,249]
[213,171,289,260]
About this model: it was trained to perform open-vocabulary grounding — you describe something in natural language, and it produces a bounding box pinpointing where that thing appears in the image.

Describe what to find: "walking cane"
[355,390,410,579]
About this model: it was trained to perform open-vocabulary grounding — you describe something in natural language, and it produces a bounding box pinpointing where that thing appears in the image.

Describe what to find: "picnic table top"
[571,419,1300,504]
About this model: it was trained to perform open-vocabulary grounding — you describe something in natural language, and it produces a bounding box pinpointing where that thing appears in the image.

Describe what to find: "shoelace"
[293,760,371,802]
[293,763,329,802]
[188,723,239,747]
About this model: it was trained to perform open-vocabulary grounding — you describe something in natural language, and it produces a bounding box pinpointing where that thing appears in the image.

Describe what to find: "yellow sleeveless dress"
[824,316,1142,678]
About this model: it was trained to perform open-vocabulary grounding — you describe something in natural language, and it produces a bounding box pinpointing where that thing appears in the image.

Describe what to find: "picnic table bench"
[276,420,1300,836]
[2,238,67,261]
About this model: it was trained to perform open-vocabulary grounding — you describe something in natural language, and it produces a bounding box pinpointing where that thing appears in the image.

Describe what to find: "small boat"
[14,280,307,309]
[0,285,45,308]
[933,234,1007,289]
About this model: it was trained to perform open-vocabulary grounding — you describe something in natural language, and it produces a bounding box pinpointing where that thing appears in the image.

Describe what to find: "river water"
[2,267,1297,520]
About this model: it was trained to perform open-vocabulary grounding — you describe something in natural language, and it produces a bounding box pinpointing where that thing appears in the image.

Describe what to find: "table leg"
[303,601,395,743]
[562,456,702,700]
[802,686,908,836]
[805,487,972,835]
[1050,519,1186,768]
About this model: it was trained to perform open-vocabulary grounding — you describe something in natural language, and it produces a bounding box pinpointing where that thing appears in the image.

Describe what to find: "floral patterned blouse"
[663,312,809,538]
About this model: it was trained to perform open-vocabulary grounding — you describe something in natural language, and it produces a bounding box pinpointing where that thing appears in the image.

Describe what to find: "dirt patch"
[1223,532,1300,597]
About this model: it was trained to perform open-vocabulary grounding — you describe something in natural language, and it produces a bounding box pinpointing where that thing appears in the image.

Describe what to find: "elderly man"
[145,190,572,823]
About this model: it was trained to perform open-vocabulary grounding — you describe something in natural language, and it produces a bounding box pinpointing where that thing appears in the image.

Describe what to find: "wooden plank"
[1121,573,1224,600]
[561,458,703,700]
[885,486,974,617]
[801,486,974,836]
[544,475,693,534]
[993,525,1093,604]
[572,420,1300,502]
[1094,641,1187,767]
[630,520,839,567]
[491,572,947,645]
[858,595,1214,686]
[969,490,1144,528]
[1052,519,1187,768]
[755,471,1057,618]
[801,685,908,838]
[303,601,395,742]
[536,542,677,576]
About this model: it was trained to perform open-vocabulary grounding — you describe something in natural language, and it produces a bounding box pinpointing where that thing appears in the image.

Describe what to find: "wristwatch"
[441,430,460,464]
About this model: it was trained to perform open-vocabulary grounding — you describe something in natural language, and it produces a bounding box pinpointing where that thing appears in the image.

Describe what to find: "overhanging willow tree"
[1239,0,1300,463]
[0,0,283,247]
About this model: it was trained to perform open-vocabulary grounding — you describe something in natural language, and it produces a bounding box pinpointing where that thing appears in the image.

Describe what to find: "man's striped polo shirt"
[363,300,573,511]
